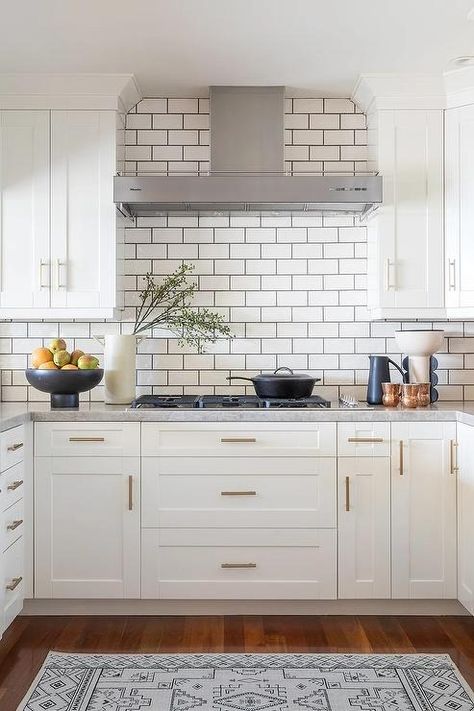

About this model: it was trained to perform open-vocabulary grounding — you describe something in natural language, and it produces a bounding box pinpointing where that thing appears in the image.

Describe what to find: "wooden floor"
[0,615,474,710]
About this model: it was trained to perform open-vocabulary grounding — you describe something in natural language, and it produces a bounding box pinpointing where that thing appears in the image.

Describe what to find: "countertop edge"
[2,403,474,431]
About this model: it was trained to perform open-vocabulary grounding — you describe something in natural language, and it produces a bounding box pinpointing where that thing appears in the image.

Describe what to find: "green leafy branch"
[133,263,232,352]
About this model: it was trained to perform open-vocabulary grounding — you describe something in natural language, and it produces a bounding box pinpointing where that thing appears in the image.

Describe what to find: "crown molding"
[0,74,141,112]
[352,74,446,114]
[444,66,474,108]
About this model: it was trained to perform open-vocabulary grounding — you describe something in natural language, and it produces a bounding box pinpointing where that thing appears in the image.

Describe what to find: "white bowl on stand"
[394,329,444,384]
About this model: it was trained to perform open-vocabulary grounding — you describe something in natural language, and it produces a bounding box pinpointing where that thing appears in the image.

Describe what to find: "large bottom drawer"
[3,535,24,632]
[142,528,336,600]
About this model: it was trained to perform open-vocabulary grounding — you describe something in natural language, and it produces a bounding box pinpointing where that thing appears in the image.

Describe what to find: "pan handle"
[226,376,255,383]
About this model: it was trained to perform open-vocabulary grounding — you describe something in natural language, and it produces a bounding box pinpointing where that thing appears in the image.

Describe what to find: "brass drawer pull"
[221,562,257,569]
[450,440,459,475]
[220,437,257,443]
[128,475,133,511]
[345,476,350,512]
[347,437,384,443]
[69,437,105,442]
[6,576,22,592]
[7,442,24,452]
[7,519,23,532]
[7,480,23,491]
[221,490,256,496]
[399,440,404,475]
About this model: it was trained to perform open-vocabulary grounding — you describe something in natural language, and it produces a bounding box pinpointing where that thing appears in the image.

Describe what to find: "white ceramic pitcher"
[94,334,145,405]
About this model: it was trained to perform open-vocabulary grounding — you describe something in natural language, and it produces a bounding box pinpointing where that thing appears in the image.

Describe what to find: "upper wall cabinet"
[0,109,120,319]
[0,111,51,312]
[366,109,445,320]
[445,105,474,317]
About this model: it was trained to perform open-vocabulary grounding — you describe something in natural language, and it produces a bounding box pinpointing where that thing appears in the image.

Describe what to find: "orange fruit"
[31,347,53,369]
[61,364,78,370]
[38,361,58,370]
[70,349,84,366]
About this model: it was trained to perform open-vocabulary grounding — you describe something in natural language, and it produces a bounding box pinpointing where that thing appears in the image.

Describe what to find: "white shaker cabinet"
[445,105,474,316]
[50,111,116,311]
[391,422,457,599]
[337,423,391,599]
[0,111,50,311]
[34,423,140,599]
[338,459,391,599]
[367,110,445,319]
[0,109,120,319]
[457,422,474,615]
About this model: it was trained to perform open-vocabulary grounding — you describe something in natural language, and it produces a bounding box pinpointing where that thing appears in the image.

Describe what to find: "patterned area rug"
[17,652,474,711]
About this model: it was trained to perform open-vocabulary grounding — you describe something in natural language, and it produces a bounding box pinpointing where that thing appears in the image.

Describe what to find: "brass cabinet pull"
[345,476,350,512]
[399,440,404,476]
[7,442,24,452]
[450,440,459,475]
[7,519,23,532]
[6,576,22,592]
[128,475,133,511]
[220,437,257,443]
[69,437,105,442]
[7,480,23,491]
[221,490,256,496]
[39,258,49,288]
[56,258,67,289]
[347,437,384,443]
[385,258,396,290]
[221,563,257,569]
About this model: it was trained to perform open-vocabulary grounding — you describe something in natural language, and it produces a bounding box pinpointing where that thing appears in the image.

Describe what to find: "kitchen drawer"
[3,536,24,632]
[3,498,24,551]
[142,528,336,600]
[1,425,25,473]
[142,457,336,528]
[142,422,336,457]
[338,423,390,457]
[35,422,140,457]
[0,461,25,512]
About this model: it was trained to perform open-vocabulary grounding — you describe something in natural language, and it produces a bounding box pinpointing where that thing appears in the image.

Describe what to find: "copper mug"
[382,382,401,407]
[401,383,420,408]
[416,383,431,407]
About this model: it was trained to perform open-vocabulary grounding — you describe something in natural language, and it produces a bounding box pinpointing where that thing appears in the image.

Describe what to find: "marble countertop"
[2,400,474,431]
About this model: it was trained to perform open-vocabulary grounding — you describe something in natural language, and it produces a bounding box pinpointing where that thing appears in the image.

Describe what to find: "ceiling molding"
[444,66,474,108]
[352,74,446,113]
[0,74,141,112]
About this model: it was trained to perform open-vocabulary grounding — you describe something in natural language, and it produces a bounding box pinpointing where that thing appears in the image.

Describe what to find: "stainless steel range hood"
[114,86,382,216]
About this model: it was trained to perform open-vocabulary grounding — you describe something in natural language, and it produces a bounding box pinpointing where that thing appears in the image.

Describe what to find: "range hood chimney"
[114,86,382,216]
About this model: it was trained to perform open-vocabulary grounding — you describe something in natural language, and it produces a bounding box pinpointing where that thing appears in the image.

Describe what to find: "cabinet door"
[367,110,444,318]
[0,111,50,310]
[457,422,474,615]
[50,110,116,310]
[445,106,474,313]
[391,422,457,599]
[35,456,140,598]
[338,457,390,599]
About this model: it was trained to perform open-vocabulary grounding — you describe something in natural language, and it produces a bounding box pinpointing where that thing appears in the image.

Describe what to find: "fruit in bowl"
[27,339,103,408]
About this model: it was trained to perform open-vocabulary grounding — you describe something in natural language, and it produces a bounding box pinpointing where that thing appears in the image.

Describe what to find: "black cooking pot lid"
[252,368,317,382]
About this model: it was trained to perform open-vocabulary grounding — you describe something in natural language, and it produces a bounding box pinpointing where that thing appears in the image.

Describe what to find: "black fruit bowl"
[25,368,104,408]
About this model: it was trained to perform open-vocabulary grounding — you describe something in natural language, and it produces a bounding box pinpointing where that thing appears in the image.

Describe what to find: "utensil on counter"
[339,393,359,408]
[367,355,406,405]
[25,368,104,408]
[226,367,320,399]
[382,382,401,407]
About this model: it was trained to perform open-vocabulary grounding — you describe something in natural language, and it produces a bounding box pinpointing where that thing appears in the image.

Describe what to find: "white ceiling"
[1,0,474,97]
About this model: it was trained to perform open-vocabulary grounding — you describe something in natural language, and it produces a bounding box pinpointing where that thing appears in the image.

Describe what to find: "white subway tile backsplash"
[5,95,473,403]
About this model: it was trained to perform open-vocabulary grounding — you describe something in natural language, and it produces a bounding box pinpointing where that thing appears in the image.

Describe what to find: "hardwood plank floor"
[0,615,473,710]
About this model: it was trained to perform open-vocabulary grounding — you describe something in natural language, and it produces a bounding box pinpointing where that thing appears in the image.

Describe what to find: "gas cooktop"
[130,394,331,409]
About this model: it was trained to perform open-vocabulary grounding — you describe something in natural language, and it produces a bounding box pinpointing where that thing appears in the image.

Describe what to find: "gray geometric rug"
[17,652,474,711]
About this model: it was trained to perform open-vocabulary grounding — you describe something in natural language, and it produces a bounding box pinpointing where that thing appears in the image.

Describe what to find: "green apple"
[53,350,71,368]
[49,338,67,353]
[70,349,85,366]
[77,354,99,370]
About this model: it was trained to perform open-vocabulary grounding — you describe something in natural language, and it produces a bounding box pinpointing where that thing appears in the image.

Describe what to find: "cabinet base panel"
[22,598,468,616]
